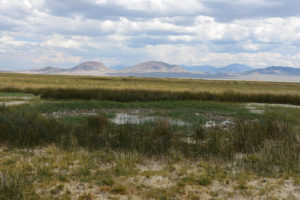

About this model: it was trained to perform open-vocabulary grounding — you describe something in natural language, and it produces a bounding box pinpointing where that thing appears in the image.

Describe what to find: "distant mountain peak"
[220,64,252,73]
[121,61,187,73]
[26,61,114,75]
[246,66,300,76]
[41,66,56,69]
[16,61,300,82]
[33,66,63,73]
[181,63,252,74]
[71,61,112,72]
[143,61,175,68]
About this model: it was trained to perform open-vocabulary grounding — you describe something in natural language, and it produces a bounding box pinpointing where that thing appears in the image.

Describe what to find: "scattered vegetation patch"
[0,107,298,175]
[0,74,300,199]
[0,168,39,200]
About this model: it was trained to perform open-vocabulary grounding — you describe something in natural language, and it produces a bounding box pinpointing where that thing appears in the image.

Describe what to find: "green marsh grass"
[0,108,298,175]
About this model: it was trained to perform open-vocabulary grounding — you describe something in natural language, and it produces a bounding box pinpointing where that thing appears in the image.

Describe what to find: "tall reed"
[2,87,300,105]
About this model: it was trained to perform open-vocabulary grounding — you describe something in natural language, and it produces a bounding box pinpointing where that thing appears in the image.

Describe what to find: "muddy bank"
[246,102,300,115]
[42,109,98,118]
[248,103,300,109]
[1,101,28,106]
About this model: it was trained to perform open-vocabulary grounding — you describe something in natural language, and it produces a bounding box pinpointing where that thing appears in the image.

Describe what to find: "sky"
[0,0,300,70]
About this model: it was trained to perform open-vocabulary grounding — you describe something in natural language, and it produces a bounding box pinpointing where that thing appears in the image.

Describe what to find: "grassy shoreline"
[2,73,300,105]
[1,74,300,199]
[1,73,300,93]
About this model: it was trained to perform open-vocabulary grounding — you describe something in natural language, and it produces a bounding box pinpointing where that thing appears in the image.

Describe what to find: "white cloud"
[0,36,31,47]
[117,0,205,14]
[42,35,82,49]
[167,35,194,42]
[32,51,83,65]
[233,0,279,6]
[241,41,261,51]
[0,0,300,69]
[203,0,280,7]
[142,44,300,67]
[0,0,44,19]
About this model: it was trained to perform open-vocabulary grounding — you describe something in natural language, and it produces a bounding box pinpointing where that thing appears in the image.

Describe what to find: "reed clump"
[38,88,300,105]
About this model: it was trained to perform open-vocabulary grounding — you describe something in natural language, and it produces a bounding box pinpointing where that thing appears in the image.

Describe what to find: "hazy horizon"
[4,60,299,72]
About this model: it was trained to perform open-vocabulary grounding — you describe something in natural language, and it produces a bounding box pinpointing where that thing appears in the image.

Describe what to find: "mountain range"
[245,66,300,76]
[121,61,186,73]
[25,61,115,75]
[2,61,300,82]
[181,64,252,74]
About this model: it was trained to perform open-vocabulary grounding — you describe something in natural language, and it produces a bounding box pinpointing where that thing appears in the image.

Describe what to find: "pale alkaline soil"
[1,146,299,200]
[0,92,36,106]
[1,92,300,199]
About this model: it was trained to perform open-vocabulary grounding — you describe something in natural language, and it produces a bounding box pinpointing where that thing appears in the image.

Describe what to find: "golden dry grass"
[1,73,300,95]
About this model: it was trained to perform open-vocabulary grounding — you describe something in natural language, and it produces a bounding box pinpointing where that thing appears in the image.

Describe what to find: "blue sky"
[0,0,300,70]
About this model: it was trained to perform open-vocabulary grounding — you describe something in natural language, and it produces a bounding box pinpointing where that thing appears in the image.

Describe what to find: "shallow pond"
[1,101,28,106]
[110,113,188,126]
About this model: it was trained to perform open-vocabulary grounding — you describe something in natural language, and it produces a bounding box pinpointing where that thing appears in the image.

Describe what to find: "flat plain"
[0,73,299,200]
[2,73,300,94]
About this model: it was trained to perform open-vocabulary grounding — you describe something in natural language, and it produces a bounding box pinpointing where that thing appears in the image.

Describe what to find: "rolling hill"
[24,61,114,75]
[9,61,300,82]
[121,61,187,73]
[181,64,252,74]
[245,66,300,76]
[69,61,113,73]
